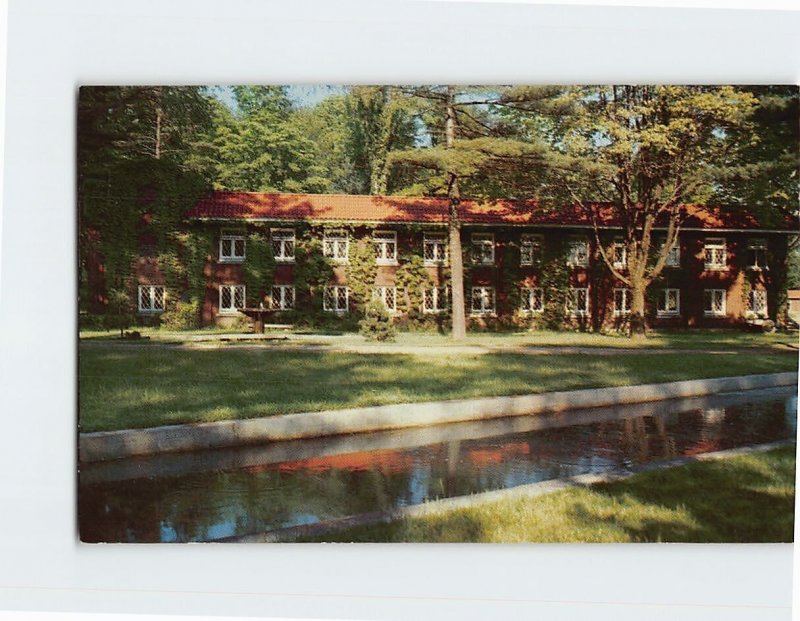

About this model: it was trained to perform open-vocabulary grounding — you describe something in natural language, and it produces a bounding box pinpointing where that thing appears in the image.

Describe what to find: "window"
[270,285,295,310]
[567,237,589,267]
[271,229,295,262]
[748,289,768,317]
[323,229,349,262]
[659,236,680,268]
[219,284,245,314]
[520,287,544,313]
[657,289,681,317]
[138,285,165,313]
[567,287,589,316]
[704,289,726,316]
[423,287,450,314]
[372,286,397,312]
[612,238,626,269]
[220,230,245,263]
[323,286,349,313]
[471,287,496,314]
[520,234,543,267]
[747,238,768,270]
[704,237,727,270]
[373,230,397,265]
[613,288,631,316]
[423,232,448,265]
[471,233,495,265]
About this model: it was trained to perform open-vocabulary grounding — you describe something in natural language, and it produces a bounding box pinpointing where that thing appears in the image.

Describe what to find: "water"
[79,387,797,542]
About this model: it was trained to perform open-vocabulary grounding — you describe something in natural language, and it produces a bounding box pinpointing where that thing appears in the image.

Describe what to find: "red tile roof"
[186,191,796,231]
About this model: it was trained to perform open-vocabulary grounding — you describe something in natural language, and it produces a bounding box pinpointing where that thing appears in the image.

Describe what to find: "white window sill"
[376,260,399,267]
[470,311,496,316]
[704,266,727,271]
[219,258,245,264]
[472,261,495,267]
[704,312,726,317]
[137,309,164,315]
[275,257,295,263]
[218,310,243,315]
[613,312,631,317]
[657,311,681,318]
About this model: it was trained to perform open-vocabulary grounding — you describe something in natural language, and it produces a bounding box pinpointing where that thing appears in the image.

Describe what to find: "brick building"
[129,191,795,330]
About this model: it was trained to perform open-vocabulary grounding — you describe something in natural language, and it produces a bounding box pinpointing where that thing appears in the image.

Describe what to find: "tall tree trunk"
[154,105,163,160]
[445,86,466,339]
[629,277,647,338]
[370,86,390,195]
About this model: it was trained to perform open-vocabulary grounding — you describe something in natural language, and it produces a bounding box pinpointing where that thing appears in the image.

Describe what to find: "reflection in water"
[79,388,797,543]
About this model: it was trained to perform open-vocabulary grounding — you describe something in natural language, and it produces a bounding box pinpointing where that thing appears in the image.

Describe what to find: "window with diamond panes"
[323,286,349,312]
[704,238,727,270]
[220,231,246,262]
[372,286,397,312]
[471,287,495,314]
[323,230,349,261]
[423,287,449,313]
[660,236,680,267]
[423,232,448,264]
[471,233,495,265]
[372,230,397,265]
[219,284,245,314]
[567,287,589,316]
[567,238,589,267]
[138,285,165,313]
[270,285,295,310]
[520,287,543,313]
[520,234,543,267]
[271,229,295,262]
[747,239,768,270]
[657,289,680,316]
[748,289,768,316]
[613,288,631,316]
[704,289,726,316]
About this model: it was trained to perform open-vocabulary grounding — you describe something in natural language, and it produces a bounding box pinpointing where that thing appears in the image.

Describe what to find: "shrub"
[359,299,396,342]
[159,300,200,330]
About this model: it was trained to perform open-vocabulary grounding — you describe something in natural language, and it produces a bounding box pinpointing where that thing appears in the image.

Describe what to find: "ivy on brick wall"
[243,228,277,306]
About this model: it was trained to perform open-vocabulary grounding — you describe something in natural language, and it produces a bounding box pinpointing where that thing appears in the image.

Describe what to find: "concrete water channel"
[79,386,797,543]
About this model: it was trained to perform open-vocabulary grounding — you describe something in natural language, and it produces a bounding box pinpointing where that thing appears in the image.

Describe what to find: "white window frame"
[372,286,397,313]
[657,289,681,317]
[747,288,768,317]
[567,237,590,267]
[747,238,768,270]
[138,285,165,314]
[613,288,631,316]
[471,286,496,315]
[567,287,589,317]
[270,284,295,311]
[219,284,246,314]
[520,287,544,314]
[704,289,727,317]
[471,233,495,265]
[323,229,349,263]
[423,232,448,265]
[520,234,543,267]
[661,236,680,268]
[271,228,295,263]
[219,230,246,263]
[704,237,727,271]
[423,286,450,314]
[373,230,398,265]
[323,286,349,313]
[612,238,627,270]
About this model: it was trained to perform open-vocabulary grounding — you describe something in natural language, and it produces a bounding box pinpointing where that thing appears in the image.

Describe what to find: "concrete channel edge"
[79,371,798,463]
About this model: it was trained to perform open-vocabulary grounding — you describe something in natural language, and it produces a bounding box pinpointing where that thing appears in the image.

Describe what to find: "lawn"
[305,446,797,543]
[79,345,798,432]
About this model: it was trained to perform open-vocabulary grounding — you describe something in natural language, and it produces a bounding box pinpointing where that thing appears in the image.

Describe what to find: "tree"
[503,85,759,337]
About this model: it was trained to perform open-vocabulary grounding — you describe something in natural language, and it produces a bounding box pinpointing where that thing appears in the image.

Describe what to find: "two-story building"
[129,191,794,330]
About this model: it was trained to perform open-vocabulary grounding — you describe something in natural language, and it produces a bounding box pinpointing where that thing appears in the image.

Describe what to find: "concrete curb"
[79,372,798,463]
[222,439,796,543]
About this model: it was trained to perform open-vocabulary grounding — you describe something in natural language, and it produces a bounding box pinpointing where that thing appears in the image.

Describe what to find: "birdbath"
[239,304,274,334]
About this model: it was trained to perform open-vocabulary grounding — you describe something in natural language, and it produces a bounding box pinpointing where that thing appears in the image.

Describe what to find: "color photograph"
[77,84,799,543]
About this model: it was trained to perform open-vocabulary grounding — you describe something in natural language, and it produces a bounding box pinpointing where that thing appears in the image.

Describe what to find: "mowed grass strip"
[305,446,796,543]
[79,346,797,432]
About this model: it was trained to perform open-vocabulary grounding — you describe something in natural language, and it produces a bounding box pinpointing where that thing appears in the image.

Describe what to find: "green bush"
[359,299,396,342]
[159,300,201,330]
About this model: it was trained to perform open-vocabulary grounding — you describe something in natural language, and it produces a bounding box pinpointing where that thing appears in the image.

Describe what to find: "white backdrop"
[0,1,798,619]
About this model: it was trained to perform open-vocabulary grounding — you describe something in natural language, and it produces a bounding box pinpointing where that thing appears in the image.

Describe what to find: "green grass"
[79,345,797,432]
[79,326,798,350]
[305,446,796,543]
